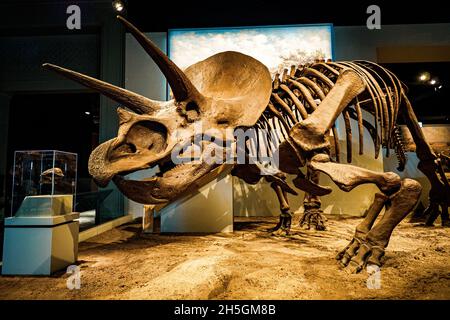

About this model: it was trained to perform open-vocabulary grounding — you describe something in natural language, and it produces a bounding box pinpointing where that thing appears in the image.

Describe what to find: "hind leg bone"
[309,154,422,273]
[336,192,388,266]
[344,179,422,273]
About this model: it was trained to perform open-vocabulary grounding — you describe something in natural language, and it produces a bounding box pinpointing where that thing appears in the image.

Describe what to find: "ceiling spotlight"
[438,85,443,89]
[418,72,430,82]
[85,111,91,115]
[430,79,437,85]
[112,0,124,12]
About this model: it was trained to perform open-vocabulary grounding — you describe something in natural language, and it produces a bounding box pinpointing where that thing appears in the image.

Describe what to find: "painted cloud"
[169,25,333,75]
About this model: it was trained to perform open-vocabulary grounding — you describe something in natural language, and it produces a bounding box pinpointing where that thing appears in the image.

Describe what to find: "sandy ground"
[0,214,449,300]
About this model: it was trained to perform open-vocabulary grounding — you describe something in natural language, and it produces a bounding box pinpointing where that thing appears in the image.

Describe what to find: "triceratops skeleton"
[43,16,449,273]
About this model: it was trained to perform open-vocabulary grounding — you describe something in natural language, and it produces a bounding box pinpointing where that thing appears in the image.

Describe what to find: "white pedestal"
[2,213,79,275]
[160,174,233,233]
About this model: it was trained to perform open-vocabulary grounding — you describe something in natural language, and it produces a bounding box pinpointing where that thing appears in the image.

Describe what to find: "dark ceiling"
[1,1,449,32]
[127,0,450,31]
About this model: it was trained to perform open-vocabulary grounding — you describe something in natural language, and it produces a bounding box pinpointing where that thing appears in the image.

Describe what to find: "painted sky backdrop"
[169,25,333,75]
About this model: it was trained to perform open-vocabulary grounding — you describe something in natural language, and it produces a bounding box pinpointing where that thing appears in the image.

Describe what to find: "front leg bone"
[268,181,293,236]
[290,69,366,152]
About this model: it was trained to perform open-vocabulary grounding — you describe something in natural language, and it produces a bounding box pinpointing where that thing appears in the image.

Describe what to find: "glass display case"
[11,150,77,217]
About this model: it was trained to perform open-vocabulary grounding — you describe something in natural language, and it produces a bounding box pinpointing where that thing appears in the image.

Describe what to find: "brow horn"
[117,15,201,102]
[42,63,160,114]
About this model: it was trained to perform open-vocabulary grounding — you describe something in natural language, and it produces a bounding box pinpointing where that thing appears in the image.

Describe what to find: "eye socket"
[110,121,168,162]
[126,121,168,153]
[184,101,200,122]
[186,101,198,112]
[124,143,137,153]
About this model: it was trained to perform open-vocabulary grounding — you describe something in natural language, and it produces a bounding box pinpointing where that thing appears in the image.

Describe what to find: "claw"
[337,238,358,266]
[336,240,353,260]
[343,244,371,274]
[268,214,292,236]
[337,238,384,274]
[366,247,384,266]
[299,208,327,231]
[348,239,362,253]
[340,253,353,268]
[345,260,364,274]
[271,228,290,237]
[267,222,282,233]
[336,250,346,260]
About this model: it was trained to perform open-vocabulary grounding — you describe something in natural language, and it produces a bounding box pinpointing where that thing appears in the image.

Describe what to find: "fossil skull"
[43,16,272,204]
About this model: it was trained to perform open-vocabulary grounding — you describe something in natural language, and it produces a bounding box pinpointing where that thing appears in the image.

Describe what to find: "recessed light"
[85,111,91,115]
[419,72,430,82]
[112,0,124,12]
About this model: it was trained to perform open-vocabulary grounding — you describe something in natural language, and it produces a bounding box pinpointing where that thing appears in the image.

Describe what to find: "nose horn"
[117,15,202,102]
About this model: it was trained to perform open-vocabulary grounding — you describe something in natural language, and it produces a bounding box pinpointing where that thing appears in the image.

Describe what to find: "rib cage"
[252,59,408,170]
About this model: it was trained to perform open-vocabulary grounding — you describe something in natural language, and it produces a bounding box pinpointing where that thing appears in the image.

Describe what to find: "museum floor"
[0,215,449,300]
